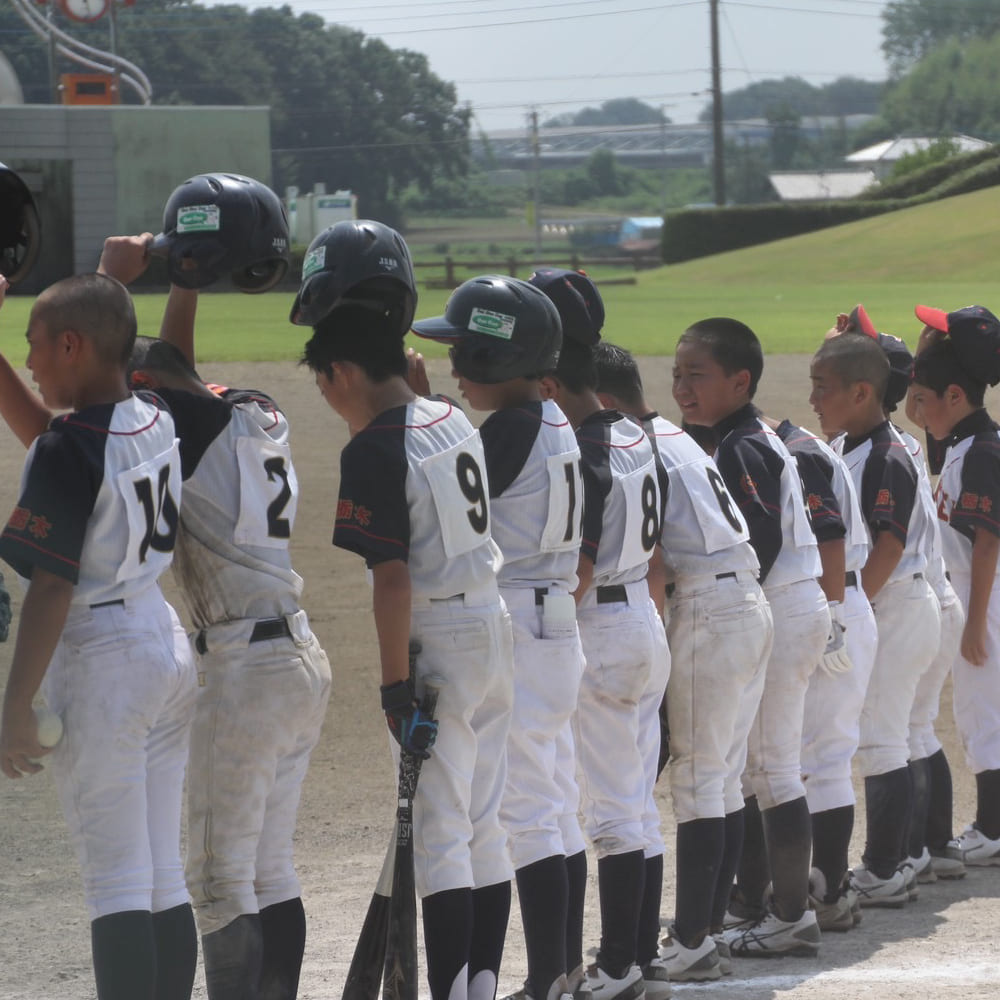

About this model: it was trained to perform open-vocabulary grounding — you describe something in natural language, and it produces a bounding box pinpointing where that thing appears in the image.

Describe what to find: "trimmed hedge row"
[661,200,907,265]
[662,145,1000,265]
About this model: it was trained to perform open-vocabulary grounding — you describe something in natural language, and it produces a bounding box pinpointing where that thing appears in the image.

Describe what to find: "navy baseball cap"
[528,268,604,346]
[914,304,1000,386]
[844,304,913,409]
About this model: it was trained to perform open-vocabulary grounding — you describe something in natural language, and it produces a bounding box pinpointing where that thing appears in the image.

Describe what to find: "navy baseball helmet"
[150,173,290,293]
[915,303,1000,387]
[289,220,416,335]
[844,304,913,410]
[528,267,604,346]
[0,162,41,285]
[412,274,562,384]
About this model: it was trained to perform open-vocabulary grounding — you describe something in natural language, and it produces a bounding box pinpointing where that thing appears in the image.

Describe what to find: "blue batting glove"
[381,680,438,758]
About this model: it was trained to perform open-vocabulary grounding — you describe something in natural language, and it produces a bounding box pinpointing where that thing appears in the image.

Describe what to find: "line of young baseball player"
[2,166,999,1000]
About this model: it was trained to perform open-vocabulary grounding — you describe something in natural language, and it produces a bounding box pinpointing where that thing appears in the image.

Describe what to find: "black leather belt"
[845,571,857,588]
[665,571,737,599]
[535,587,548,606]
[913,572,924,580]
[195,617,291,655]
[90,598,124,610]
[250,618,292,643]
[596,584,628,604]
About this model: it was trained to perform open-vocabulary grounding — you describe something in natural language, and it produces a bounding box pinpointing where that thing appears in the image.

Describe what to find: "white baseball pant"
[858,575,940,777]
[949,570,1000,773]
[574,580,664,858]
[410,589,515,896]
[801,580,878,813]
[665,572,772,823]
[908,583,963,760]
[499,588,587,870]
[185,610,332,934]
[43,587,197,920]
[745,578,829,810]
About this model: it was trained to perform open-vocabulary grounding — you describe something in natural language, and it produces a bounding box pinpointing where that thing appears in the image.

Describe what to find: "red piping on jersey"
[593,429,649,450]
[336,523,408,551]
[365,399,456,431]
[59,408,164,437]
[0,532,80,569]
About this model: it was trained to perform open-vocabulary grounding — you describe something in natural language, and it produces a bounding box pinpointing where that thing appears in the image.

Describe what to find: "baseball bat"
[383,686,438,1000]
[341,829,396,1000]
[341,686,437,1000]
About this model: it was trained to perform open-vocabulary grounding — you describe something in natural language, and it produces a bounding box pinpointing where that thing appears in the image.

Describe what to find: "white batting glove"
[820,600,854,676]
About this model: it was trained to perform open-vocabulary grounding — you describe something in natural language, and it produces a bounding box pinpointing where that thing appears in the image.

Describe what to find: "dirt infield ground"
[2,355,998,999]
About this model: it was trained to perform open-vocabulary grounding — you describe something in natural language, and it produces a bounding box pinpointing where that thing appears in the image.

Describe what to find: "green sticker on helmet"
[302,246,326,279]
[176,205,221,233]
[468,307,515,340]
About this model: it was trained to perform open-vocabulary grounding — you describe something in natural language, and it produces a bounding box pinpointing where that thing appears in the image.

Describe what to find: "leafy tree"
[0,0,469,221]
[700,76,884,122]
[543,98,668,128]
[880,34,1000,136]
[767,104,801,169]
[882,0,1000,76]
[887,138,960,180]
[586,149,621,196]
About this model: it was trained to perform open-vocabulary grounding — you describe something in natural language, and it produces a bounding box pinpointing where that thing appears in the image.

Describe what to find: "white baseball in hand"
[34,707,63,749]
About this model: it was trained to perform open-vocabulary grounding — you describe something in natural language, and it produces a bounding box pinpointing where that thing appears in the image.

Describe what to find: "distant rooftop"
[769,170,877,201]
[846,134,991,164]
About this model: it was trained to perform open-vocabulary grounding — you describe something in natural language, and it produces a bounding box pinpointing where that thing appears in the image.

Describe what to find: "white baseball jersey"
[577,409,659,588]
[934,410,1000,580]
[777,421,870,574]
[480,398,581,591]
[334,395,502,599]
[713,404,820,589]
[834,420,930,582]
[894,425,951,599]
[640,413,759,582]
[0,392,180,605]
[154,386,302,626]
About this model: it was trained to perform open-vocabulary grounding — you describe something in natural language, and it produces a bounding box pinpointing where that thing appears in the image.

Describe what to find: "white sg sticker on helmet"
[176,205,221,233]
[468,307,515,340]
[302,245,326,279]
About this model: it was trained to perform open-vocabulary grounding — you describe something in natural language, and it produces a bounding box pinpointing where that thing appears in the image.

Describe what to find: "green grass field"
[4,186,998,362]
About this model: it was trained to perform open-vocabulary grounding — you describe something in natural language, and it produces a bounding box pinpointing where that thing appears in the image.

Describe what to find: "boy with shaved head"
[0,273,197,1000]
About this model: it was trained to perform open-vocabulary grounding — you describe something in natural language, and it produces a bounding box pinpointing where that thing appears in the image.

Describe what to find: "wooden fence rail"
[413,254,661,289]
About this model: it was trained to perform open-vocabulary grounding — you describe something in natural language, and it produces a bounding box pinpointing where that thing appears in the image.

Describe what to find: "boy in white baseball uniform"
[0,273,197,1000]
[97,224,333,1000]
[296,223,515,1000]
[810,334,941,907]
[531,269,671,1000]
[910,304,1000,867]
[412,275,587,1000]
[673,318,828,958]
[593,343,773,980]
[772,418,876,930]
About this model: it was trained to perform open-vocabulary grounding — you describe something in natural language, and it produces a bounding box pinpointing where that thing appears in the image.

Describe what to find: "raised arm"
[0,277,52,447]
[159,285,198,368]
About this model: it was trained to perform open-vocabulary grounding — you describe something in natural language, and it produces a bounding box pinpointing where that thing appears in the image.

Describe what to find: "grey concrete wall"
[1,104,272,286]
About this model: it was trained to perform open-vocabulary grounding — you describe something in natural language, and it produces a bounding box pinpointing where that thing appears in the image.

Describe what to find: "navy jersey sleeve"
[792,448,845,544]
[951,433,1000,540]
[576,432,613,565]
[479,404,542,498]
[333,429,410,567]
[716,431,784,582]
[0,429,99,583]
[859,443,917,544]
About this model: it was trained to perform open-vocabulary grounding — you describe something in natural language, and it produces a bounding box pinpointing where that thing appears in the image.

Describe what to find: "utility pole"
[709,0,726,206]
[530,108,542,256]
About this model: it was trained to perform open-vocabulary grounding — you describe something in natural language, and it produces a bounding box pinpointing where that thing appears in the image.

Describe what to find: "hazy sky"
[232,0,890,131]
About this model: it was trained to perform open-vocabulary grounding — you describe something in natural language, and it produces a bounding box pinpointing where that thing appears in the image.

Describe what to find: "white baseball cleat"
[929,840,967,879]
[957,824,1000,866]
[584,963,645,1000]
[849,865,908,908]
[657,926,721,982]
[638,957,671,1000]
[724,908,821,958]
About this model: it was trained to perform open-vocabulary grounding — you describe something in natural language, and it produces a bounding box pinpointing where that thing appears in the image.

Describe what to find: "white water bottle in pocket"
[542,593,578,640]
